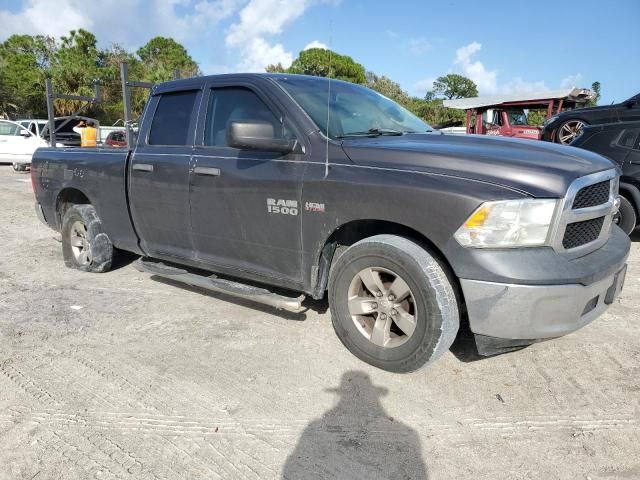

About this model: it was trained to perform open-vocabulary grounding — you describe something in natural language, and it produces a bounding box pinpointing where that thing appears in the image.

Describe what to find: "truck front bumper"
[461,264,627,340]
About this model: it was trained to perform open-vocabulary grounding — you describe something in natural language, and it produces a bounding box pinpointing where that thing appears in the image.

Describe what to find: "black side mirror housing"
[227,120,298,154]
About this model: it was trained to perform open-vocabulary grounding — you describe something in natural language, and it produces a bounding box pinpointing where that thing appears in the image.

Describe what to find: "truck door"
[190,83,305,283]
[128,89,201,260]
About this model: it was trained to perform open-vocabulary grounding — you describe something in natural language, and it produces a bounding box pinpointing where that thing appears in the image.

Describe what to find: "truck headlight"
[454,199,558,248]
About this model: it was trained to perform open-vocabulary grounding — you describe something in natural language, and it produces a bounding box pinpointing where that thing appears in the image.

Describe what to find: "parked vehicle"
[18,119,48,138]
[40,116,100,147]
[545,92,640,145]
[444,88,594,140]
[105,130,127,147]
[571,121,640,234]
[31,74,629,372]
[0,119,49,171]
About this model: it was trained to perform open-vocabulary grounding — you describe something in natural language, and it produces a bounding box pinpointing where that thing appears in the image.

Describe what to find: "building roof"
[443,88,594,110]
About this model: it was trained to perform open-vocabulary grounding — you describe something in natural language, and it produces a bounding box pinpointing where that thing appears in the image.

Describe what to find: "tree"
[366,72,411,107]
[97,44,146,123]
[49,29,101,116]
[587,81,601,107]
[137,37,200,84]
[527,110,547,126]
[0,34,55,117]
[267,48,367,85]
[427,74,478,100]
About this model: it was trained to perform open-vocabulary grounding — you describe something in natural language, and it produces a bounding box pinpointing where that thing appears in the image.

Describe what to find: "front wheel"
[61,204,114,273]
[556,119,587,144]
[328,235,459,373]
[613,196,637,235]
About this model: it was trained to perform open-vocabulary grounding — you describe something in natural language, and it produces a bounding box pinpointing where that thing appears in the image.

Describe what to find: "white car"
[17,118,48,138]
[0,119,50,171]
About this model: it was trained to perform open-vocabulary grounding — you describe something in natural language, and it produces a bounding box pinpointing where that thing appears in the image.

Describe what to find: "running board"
[134,258,306,313]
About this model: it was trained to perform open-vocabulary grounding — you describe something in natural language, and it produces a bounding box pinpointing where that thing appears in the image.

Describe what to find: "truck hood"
[340,133,615,197]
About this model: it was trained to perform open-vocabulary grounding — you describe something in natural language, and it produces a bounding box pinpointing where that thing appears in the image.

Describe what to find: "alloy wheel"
[347,267,418,348]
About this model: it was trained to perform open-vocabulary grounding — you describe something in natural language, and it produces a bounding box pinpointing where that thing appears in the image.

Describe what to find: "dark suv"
[571,121,640,233]
[544,92,640,145]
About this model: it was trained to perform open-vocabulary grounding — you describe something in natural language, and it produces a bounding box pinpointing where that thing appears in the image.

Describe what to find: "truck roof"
[443,88,594,110]
[152,73,346,94]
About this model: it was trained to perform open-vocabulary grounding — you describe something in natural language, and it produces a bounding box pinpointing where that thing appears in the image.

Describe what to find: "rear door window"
[149,90,198,145]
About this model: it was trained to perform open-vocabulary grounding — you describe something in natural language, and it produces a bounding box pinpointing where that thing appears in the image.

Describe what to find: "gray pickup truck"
[31,74,630,372]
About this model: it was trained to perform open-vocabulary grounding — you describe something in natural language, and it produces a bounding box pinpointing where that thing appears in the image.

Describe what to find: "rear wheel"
[12,163,27,172]
[328,235,459,372]
[556,119,587,144]
[61,204,113,273]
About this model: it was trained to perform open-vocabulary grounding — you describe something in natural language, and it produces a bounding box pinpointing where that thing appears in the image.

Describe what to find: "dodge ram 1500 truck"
[31,74,630,372]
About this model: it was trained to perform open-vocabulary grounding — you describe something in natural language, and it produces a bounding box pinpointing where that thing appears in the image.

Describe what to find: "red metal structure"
[444,88,594,140]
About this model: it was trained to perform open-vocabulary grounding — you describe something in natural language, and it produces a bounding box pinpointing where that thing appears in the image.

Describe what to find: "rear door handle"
[132,163,153,172]
[194,166,221,177]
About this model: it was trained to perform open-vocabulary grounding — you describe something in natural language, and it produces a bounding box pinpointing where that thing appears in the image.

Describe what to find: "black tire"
[12,163,27,172]
[61,204,113,273]
[328,235,459,373]
[555,119,588,145]
[614,196,637,235]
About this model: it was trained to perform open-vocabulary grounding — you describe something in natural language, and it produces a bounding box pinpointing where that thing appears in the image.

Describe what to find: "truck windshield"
[507,110,529,126]
[275,76,432,139]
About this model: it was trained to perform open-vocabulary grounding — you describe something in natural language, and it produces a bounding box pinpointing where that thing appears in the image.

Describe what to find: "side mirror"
[19,129,32,138]
[227,120,296,154]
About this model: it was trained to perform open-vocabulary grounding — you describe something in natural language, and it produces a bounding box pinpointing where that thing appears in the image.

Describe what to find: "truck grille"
[551,169,617,256]
[562,217,605,249]
[572,181,611,209]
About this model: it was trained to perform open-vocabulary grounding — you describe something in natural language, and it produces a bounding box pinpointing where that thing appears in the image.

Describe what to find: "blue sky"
[1,0,638,103]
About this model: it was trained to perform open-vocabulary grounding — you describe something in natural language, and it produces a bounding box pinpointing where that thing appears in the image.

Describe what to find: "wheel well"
[55,188,91,228]
[312,219,463,307]
[619,180,640,215]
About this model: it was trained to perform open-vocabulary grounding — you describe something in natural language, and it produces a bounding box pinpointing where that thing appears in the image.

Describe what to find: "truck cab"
[480,108,542,140]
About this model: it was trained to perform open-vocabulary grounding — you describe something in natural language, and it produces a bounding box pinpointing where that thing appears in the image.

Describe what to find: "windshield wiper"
[338,128,405,138]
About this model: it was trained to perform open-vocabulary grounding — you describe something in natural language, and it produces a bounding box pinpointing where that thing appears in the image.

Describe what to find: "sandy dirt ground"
[1,165,639,479]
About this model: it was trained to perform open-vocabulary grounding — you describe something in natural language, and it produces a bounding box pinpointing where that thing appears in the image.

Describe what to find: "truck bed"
[32,147,141,254]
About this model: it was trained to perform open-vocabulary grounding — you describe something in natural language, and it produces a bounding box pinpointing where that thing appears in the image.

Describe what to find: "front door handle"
[132,163,154,172]
[194,166,221,177]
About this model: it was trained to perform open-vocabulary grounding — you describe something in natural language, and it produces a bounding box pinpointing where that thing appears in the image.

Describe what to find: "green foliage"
[0,34,55,117]
[49,29,101,116]
[267,48,367,84]
[409,97,465,128]
[587,81,601,107]
[427,74,478,100]
[366,72,411,107]
[0,30,201,124]
[137,37,200,84]
[527,110,547,126]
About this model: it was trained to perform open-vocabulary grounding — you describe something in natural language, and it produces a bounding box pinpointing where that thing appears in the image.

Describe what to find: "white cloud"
[454,42,497,94]
[0,0,92,38]
[225,0,310,71]
[304,40,328,50]
[0,0,242,48]
[560,73,583,89]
